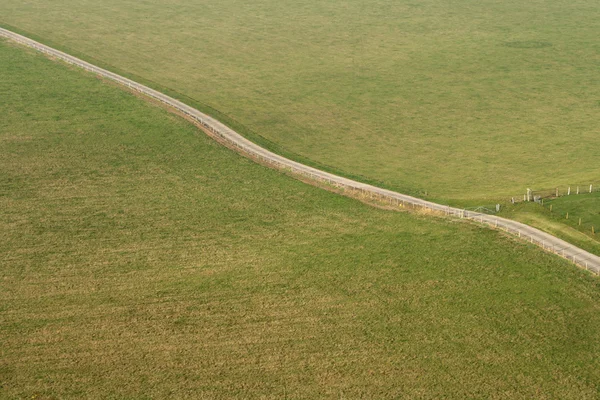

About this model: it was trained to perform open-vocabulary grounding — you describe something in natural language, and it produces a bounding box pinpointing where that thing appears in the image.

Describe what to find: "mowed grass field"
[1,0,599,201]
[2,40,600,399]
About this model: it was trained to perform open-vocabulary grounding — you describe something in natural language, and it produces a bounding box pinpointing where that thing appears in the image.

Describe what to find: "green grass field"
[1,0,598,201]
[501,192,600,256]
[547,192,600,230]
[2,39,600,399]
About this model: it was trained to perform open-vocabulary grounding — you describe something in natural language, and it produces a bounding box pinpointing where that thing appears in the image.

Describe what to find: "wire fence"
[3,27,599,276]
[508,184,599,238]
[512,184,599,204]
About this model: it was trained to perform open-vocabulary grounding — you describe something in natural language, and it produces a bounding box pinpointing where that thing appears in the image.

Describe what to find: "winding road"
[2,27,599,274]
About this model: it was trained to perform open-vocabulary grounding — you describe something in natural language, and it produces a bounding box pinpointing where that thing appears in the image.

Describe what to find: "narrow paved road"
[2,27,599,274]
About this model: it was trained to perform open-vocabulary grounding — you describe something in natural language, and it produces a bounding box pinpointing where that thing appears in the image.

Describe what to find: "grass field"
[501,193,600,256]
[547,192,600,230]
[1,0,598,201]
[2,39,600,399]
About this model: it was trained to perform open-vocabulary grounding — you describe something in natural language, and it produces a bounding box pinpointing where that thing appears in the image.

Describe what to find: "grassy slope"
[2,41,600,399]
[0,0,598,201]
[501,193,600,256]
[547,192,600,230]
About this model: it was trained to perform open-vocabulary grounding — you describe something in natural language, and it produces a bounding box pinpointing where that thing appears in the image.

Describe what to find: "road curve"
[2,27,599,274]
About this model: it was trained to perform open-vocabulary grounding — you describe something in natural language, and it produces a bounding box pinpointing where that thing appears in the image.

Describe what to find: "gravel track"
[2,27,598,274]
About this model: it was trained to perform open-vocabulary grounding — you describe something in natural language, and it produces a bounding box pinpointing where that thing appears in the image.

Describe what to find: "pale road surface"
[2,27,599,274]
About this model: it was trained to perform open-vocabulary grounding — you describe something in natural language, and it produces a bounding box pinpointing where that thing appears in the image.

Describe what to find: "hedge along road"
[2,27,599,275]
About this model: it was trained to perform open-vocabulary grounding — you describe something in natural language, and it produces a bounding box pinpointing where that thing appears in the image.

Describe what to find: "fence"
[508,184,599,238]
[512,184,599,204]
[2,27,599,276]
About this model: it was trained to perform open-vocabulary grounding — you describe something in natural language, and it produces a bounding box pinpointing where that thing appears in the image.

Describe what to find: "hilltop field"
[2,40,600,398]
[1,0,598,201]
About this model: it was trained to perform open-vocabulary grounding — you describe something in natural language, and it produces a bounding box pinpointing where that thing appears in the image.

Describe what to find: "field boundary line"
[2,27,599,275]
